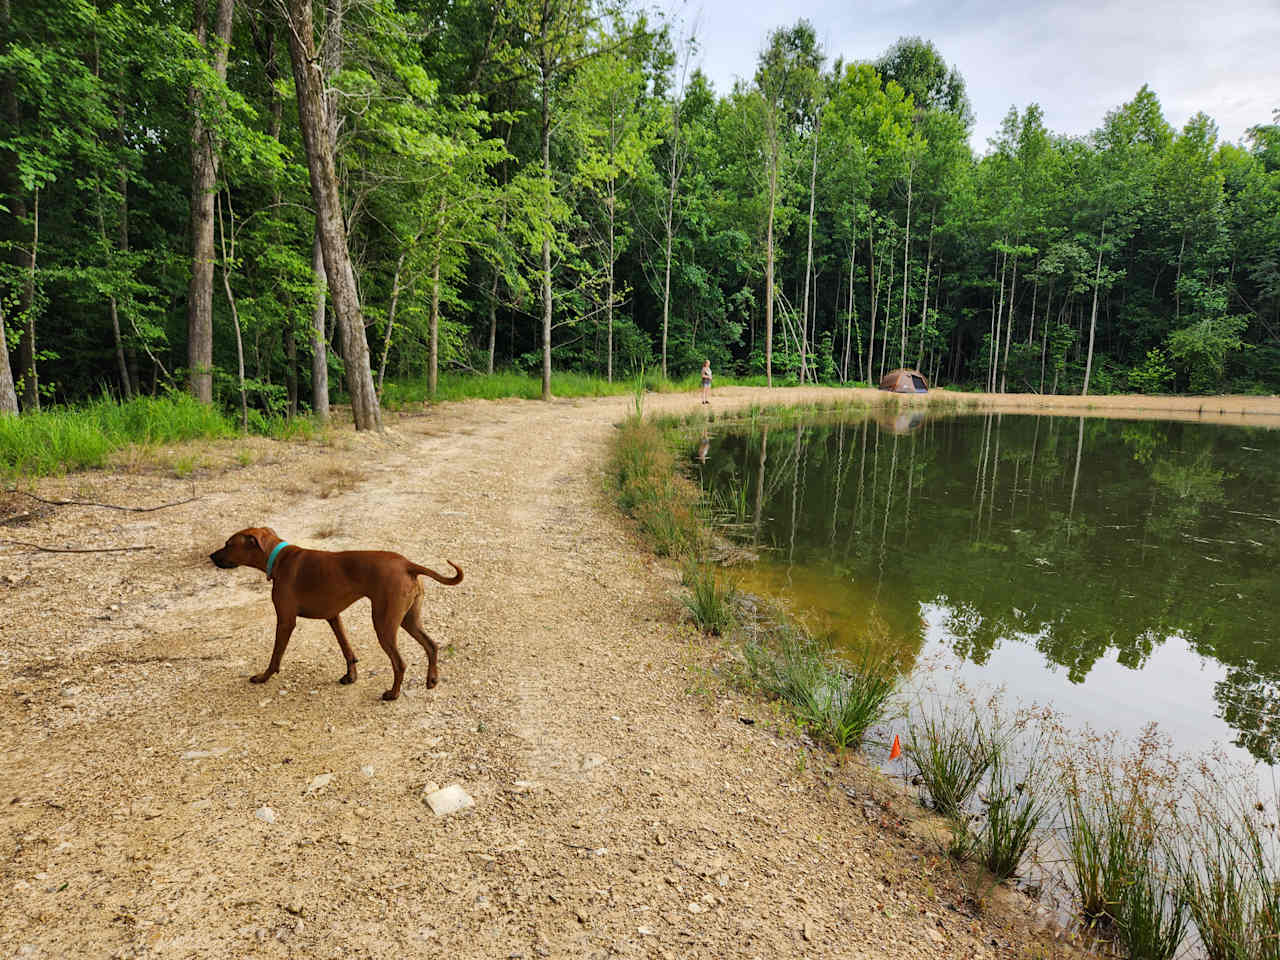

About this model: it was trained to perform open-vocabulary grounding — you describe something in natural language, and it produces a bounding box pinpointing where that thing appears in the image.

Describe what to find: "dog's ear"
[241,532,261,553]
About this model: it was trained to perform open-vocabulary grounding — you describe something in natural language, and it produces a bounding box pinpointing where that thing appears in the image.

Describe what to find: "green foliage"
[1128,348,1174,393]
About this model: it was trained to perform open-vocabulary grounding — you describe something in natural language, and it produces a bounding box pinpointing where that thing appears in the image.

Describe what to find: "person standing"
[700,360,712,405]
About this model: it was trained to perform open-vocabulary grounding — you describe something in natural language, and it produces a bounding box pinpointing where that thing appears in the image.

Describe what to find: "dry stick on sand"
[1,540,155,554]
[7,488,200,513]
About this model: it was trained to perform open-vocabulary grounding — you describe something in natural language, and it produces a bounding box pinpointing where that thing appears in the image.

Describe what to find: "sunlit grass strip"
[0,395,235,476]
[381,369,771,408]
[607,414,707,560]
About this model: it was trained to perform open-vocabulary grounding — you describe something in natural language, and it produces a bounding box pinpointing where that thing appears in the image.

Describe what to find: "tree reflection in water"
[699,414,1280,763]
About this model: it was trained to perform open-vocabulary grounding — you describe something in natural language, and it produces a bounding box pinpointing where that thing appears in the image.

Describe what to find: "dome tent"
[878,368,929,393]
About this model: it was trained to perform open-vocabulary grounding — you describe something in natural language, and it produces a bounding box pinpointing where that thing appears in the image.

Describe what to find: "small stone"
[927,928,945,945]
[360,765,375,778]
[581,754,605,771]
[191,799,213,811]
[803,921,816,942]
[181,748,229,760]
[284,899,304,917]
[303,773,333,795]
[425,785,474,817]
[638,926,656,936]
[687,902,704,915]
[255,806,276,824]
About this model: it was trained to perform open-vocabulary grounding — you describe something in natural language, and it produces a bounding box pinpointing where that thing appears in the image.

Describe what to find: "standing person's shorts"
[701,377,711,387]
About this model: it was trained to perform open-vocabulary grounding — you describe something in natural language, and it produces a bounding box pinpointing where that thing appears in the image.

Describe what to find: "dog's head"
[210,527,281,571]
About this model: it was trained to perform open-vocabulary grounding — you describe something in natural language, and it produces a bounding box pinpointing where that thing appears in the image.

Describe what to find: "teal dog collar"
[266,541,290,579]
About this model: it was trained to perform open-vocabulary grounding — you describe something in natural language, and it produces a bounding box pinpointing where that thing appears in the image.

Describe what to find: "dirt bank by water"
[0,387,1205,958]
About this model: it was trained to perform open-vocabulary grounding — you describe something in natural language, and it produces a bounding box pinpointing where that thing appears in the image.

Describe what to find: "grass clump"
[977,746,1052,881]
[904,701,997,820]
[743,624,897,751]
[682,563,737,635]
[1180,773,1280,960]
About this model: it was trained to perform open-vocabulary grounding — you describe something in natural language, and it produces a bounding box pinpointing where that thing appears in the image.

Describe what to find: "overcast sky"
[663,0,1278,153]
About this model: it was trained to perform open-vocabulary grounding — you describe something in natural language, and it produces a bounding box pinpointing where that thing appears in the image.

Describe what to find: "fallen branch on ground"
[6,488,199,513]
[1,539,155,554]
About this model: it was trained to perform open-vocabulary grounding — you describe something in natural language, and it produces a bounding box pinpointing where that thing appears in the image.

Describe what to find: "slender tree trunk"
[764,160,777,387]
[799,115,820,384]
[866,227,877,383]
[1082,226,1105,396]
[310,234,329,418]
[186,0,235,404]
[881,252,894,380]
[843,239,857,382]
[429,255,440,396]
[286,0,379,429]
[606,181,615,382]
[899,162,912,369]
[0,299,15,413]
[915,211,933,370]
[0,0,22,413]
[539,59,553,401]
[660,97,681,382]
[487,264,499,375]
[1039,283,1052,394]
[1174,230,1186,322]
[1000,254,1018,393]
[990,246,1007,392]
[215,191,247,430]
[376,250,406,397]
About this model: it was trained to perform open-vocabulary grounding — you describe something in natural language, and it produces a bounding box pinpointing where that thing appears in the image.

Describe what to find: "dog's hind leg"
[372,604,408,701]
[400,593,439,689]
[328,615,358,684]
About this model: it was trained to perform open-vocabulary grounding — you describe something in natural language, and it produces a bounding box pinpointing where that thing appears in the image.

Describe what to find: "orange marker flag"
[889,734,902,761]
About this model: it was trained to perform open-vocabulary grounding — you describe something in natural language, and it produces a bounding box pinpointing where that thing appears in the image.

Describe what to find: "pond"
[696,410,1280,767]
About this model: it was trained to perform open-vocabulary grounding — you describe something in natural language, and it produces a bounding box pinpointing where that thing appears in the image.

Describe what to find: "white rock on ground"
[254,806,276,824]
[424,785,474,817]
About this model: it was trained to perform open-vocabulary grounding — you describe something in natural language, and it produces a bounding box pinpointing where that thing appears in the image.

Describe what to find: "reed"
[681,562,737,636]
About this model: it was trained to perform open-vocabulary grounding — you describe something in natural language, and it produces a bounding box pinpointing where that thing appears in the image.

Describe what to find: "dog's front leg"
[328,616,358,684]
[250,612,296,684]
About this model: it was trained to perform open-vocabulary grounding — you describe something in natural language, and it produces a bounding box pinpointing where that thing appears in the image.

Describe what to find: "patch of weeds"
[681,562,736,635]
[171,453,201,478]
[311,522,341,540]
[742,621,897,752]
[235,448,256,467]
[608,415,706,561]
[316,464,365,499]
[976,745,1052,881]
[904,698,997,820]
[1180,770,1280,960]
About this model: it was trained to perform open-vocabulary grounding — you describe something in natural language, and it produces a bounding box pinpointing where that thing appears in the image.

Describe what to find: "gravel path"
[0,388,1129,959]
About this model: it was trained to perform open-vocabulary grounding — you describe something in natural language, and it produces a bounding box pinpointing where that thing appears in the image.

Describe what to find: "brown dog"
[210,527,463,701]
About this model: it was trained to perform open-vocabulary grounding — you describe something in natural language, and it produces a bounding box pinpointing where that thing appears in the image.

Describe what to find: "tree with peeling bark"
[280,0,380,430]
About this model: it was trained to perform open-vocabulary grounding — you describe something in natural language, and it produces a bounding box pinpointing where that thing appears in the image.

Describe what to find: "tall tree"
[282,0,380,429]
[185,0,235,403]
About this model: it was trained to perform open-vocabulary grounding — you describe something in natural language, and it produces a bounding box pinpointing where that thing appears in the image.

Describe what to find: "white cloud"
[665,0,1278,150]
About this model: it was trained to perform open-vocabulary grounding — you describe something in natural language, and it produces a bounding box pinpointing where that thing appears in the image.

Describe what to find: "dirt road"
[1,386,1221,959]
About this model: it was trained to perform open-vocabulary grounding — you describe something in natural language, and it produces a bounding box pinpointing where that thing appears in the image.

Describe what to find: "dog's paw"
[381,689,399,701]
[425,674,439,689]
[339,674,356,685]
[249,673,270,684]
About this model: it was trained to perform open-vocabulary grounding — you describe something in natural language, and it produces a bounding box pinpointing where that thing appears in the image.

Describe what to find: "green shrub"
[682,563,737,635]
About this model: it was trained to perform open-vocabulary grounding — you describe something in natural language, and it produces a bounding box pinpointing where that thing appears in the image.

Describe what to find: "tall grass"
[742,626,897,751]
[682,562,737,635]
[608,415,706,559]
[904,703,997,820]
[0,394,236,476]
[1181,776,1280,960]
[978,747,1052,881]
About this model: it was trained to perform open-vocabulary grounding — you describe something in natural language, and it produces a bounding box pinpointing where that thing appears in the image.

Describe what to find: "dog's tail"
[409,560,463,586]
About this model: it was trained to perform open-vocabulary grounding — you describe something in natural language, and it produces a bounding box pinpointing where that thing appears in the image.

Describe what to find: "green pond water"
[696,411,1280,766]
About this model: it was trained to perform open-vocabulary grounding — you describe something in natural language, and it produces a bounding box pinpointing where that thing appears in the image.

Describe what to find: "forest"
[3,0,1279,425]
